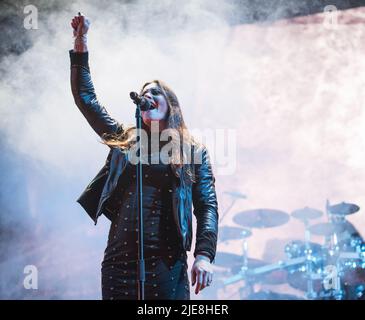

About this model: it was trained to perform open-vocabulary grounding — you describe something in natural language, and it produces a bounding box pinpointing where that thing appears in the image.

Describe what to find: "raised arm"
[70,13,121,138]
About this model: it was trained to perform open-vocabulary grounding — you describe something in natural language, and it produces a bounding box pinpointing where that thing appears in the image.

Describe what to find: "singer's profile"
[69,13,218,300]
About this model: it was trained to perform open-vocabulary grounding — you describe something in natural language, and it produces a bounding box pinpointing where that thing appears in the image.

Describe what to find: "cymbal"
[292,207,323,220]
[309,222,346,236]
[219,226,252,241]
[328,202,360,215]
[233,209,290,228]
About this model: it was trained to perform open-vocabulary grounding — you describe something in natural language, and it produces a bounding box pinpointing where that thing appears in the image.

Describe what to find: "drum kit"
[216,201,365,300]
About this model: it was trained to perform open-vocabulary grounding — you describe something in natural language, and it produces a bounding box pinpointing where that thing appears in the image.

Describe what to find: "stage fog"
[0,0,364,299]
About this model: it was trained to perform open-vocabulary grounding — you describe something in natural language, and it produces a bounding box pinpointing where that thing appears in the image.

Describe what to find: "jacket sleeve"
[69,50,121,137]
[192,146,219,263]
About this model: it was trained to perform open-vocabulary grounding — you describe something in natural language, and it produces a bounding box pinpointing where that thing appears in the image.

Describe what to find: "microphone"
[129,92,154,111]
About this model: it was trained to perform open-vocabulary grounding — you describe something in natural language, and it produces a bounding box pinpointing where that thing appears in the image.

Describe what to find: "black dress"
[101,146,190,300]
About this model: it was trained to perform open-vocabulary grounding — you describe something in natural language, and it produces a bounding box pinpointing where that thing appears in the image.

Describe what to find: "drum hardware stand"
[239,229,254,299]
[330,233,344,300]
[219,192,247,224]
[293,216,317,300]
[242,232,249,272]
[303,220,317,300]
[325,202,344,300]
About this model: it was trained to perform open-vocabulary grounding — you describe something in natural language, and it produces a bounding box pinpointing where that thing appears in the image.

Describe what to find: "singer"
[69,14,218,300]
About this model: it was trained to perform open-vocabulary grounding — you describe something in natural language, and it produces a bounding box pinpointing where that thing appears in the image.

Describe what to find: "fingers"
[200,271,213,291]
[195,271,203,294]
[71,13,90,35]
[71,13,84,25]
[191,268,196,286]
[71,18,77,29]
[193,271,213,294]
[71,16,79,29]
[191,260,214,295]
[201,272,208,291]
[207,272,213,286]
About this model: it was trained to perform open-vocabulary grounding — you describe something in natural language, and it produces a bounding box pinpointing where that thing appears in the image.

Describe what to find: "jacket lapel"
[96,148,128,220]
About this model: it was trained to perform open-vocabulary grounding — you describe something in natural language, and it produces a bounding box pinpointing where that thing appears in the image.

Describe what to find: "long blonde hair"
[102,80,197,183]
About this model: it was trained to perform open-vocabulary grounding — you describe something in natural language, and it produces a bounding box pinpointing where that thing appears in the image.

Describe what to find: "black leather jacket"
[69,50,218,262]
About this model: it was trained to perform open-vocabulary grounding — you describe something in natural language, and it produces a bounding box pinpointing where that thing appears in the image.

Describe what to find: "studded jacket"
[69,50,218,263]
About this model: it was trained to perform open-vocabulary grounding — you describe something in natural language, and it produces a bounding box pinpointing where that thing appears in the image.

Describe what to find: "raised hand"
[71,13,90,52]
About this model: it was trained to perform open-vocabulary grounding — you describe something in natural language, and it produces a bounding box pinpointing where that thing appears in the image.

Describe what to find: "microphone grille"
[130,91,138,99]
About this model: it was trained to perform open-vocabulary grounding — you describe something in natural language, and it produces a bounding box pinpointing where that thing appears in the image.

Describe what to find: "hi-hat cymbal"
[309,222,346,236]
[219,226,252,241]
[328,202,360,215]
[233,209,290,228]
[292,207,323,220]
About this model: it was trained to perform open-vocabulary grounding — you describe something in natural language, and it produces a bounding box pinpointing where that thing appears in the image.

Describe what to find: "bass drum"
[285,240,325,293]
[340,240,365,300]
